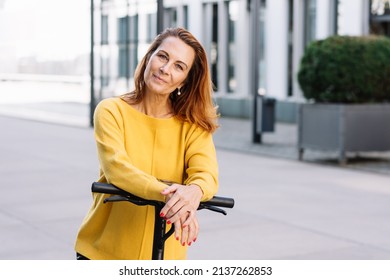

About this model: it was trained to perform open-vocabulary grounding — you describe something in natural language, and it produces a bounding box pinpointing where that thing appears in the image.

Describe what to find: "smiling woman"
[74,27,221,260]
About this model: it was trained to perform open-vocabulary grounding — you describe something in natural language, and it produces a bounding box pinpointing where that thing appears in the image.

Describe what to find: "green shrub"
[297,35,390,103]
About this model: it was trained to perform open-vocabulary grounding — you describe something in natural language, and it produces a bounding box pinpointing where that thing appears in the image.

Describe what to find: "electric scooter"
[91,181,234,260]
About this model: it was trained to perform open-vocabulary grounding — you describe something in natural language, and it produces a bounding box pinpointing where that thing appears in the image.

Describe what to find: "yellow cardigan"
[75,97,219,259]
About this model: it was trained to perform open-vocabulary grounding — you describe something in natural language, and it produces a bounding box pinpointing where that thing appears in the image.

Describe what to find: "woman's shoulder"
[184,122,213,139]
[95,96,130,114]
[93,97,129,123]
[96,96,122,108]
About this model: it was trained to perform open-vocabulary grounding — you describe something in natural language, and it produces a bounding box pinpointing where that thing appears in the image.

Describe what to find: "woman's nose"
[159,63,170,74]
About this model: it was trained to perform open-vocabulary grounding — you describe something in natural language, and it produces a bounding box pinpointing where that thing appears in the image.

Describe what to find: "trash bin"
[256,95,275,133]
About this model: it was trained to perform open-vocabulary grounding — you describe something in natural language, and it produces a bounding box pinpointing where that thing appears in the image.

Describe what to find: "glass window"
[227,0,238,93]
[371,0,390,15]
[184,5,189,29]
[118,47,127,78]
[100,13,110,91]
[165,7,178,27]
[129,15,139,76]
[118,17,128,78]
[101,15,109,44]
[304,0,316,46]
[147,13,157,41]
[101,54,110,87]
[332,0,339,34]
[370,0,390,36]
[117,15,138,79]
[211,3,219,91]
[118,16,128,44]
[203,2,219,91]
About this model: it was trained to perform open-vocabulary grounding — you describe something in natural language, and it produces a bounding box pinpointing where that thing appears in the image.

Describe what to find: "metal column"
[89,0,95,127]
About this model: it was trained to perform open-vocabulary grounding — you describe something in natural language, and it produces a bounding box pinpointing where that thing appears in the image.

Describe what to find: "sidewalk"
[0,99,389,176]
[1,114,390,260]
[215,117,390,176]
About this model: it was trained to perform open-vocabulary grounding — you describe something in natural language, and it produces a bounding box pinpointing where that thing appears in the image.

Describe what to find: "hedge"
[297,35,390,103]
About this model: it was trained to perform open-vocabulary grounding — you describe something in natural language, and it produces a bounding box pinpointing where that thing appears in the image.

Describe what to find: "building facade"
[90,0,390,123]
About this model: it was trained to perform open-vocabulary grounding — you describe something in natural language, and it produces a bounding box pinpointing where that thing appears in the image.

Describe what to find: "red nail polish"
[182,242,185,246]
[188,242,192,246]
[160,212,165,217]
[176,236,179,241]
[167,220,171,225]
[193,238,197,242]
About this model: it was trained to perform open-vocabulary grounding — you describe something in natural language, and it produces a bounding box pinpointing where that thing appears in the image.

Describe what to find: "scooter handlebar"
[91,182,235,209]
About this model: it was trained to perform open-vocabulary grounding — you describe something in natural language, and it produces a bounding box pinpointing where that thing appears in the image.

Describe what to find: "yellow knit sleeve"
[93,99,167,201]
[184,126,219,201]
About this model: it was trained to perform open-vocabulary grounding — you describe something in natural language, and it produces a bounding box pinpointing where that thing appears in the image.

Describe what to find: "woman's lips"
[153,74,167,83]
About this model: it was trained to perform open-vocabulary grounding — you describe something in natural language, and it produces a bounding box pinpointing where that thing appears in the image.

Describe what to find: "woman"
[75,27,219,260]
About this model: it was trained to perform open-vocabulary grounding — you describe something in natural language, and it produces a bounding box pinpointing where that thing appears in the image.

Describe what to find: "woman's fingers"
[160,184,179,196]
[169,211,199,246]
[180,221,189,246]
[173,219,182,242]
[160,183,202,245]
[177,212,199,246]
[160,184,180,218]
[181,209,195,229]
[161,198,184,221]
[160,187,190,220]
[186,212,199,245]
[160,184,202,220]
[166,205,194,225]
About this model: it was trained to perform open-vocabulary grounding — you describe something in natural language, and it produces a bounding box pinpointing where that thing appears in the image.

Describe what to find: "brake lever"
[199,205,227,215]
[104,195,150,206]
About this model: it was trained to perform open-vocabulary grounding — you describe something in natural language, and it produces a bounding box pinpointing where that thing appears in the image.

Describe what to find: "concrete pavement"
[1,101,389,176]
[1,114,390,260]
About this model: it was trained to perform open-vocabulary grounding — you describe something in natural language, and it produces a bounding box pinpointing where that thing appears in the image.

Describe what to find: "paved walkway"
[0,99,389,176]
[1,115,390,260]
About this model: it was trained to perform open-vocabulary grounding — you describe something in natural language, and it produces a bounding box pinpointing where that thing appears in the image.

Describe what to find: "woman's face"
[144,36,195,97]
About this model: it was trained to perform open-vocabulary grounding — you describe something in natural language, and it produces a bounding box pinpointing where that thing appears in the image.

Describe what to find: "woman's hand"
[160,184,203,245]
[176,210,199,246]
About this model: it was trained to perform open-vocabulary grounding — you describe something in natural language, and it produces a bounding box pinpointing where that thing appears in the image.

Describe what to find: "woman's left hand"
[160,184,203,245]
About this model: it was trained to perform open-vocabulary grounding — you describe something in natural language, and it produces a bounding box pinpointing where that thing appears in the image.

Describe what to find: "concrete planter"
[298,103,390,165]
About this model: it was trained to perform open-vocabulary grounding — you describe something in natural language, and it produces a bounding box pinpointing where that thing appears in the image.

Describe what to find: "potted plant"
[297,35,390,165]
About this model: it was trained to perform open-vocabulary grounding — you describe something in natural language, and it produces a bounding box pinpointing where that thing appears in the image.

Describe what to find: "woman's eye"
[158,54,168,61]
[175,64,184,71]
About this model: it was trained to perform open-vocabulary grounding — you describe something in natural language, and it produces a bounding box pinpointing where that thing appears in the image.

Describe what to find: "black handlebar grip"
[92,182,125,195]
[203,196,235,208]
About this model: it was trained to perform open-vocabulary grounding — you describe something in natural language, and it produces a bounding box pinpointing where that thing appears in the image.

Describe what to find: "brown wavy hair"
[123,27,219,133]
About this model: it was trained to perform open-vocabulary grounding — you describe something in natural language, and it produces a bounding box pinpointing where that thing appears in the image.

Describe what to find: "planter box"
[298,103,390,165]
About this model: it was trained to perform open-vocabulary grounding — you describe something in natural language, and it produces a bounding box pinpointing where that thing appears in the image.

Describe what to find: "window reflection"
[211,3,219,91]
[228,0,238,93]
[304,0,316,46]
[370,0,390,36]
[371,0,390,16]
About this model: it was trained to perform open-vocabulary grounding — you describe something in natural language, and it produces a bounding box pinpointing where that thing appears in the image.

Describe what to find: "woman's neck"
[135,94,173,118]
